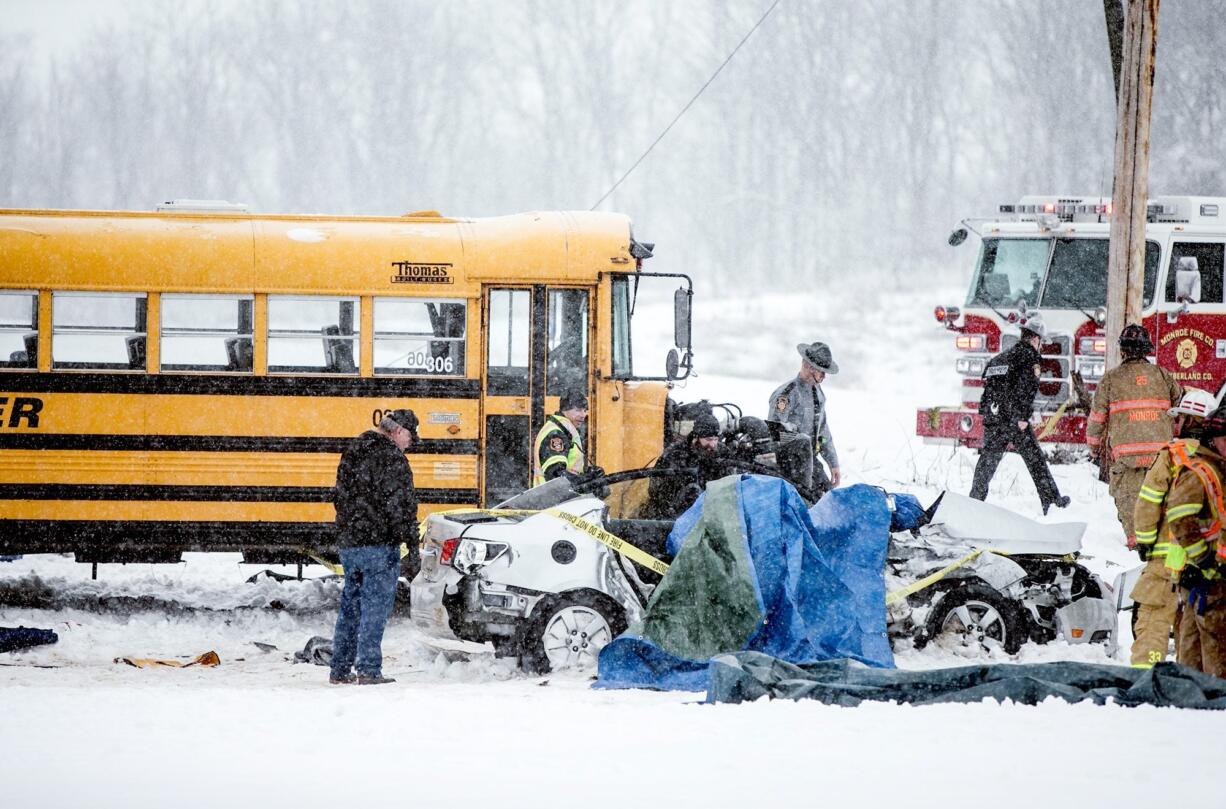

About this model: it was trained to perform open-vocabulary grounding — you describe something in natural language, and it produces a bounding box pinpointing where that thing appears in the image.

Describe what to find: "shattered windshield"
[968,237,1159,309]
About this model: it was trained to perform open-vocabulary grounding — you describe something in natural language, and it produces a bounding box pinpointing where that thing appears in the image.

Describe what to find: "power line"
[589,0,784,211]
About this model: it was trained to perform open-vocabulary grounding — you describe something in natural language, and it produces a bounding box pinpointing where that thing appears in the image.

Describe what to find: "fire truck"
[917,194,1226,449]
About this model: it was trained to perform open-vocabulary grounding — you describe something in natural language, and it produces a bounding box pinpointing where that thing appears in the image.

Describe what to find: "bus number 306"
[399,352,454,374]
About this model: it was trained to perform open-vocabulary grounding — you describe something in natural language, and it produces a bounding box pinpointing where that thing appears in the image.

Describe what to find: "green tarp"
[638,477,761,660]
[708,652,1226,709]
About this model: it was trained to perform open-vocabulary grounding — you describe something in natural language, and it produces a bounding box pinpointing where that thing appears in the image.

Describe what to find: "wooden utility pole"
[1104,0,1160,369]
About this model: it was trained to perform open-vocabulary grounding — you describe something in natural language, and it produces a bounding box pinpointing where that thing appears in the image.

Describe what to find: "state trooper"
[1086,324,1182,549]
[1130,388,1215,668]
[532,389,587,487]
[969,315,1070,514]
[768,341,839,496]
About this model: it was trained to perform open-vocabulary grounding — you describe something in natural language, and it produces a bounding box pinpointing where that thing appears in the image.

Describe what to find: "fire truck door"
[1156,241,1226,394]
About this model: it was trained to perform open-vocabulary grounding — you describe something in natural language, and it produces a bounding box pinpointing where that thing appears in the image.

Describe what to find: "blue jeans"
[330,545,400,678]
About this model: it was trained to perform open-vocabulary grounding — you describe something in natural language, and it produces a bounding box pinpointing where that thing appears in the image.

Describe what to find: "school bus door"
[482,286,591,505]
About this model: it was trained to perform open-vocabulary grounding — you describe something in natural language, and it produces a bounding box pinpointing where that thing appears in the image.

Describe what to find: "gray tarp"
[708,652,1226,709]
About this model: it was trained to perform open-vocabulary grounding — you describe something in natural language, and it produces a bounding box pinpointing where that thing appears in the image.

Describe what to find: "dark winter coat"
[980,340,1042,426]
[333,430,418,551]
[646,441,729,520]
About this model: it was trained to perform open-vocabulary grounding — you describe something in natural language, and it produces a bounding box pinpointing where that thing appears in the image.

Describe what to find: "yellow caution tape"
[306,552,344,576]
[309,507,532,576]
[542,508,671,576]
[421,506,670,576]
[1036,398,1071,440]
[885,549,985,605]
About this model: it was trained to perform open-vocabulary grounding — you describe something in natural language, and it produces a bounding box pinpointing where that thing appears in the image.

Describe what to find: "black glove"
[1178,564,1206,592]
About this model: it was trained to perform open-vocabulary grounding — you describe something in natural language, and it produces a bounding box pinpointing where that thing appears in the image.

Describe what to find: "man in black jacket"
[969,317,1070,515]
[646,413,727,519]
[329,409,419,685]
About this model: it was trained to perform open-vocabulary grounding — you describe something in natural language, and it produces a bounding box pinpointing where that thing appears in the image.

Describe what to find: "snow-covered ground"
[2,286,1219,808]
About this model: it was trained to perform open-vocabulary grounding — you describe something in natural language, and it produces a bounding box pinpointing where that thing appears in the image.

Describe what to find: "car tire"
[924,583,1028,655]
[519,592,626,674]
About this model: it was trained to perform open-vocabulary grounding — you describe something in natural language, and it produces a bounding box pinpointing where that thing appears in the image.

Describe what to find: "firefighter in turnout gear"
[1160,407,1226,677]
[1087,324,1182,550]
[532,389,587,487]
[969,316,1070,514]
[1129,388,1215,668]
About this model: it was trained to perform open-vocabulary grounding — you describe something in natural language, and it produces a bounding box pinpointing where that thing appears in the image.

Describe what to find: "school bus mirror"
[673,288,692,350]
[665,349,680,380]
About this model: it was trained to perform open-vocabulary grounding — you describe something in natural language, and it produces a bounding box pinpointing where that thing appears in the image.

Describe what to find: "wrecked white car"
[889,492,1117,655]
[411,472,1118,671]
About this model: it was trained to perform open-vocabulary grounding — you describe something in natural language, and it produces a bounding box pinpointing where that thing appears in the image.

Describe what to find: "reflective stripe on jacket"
[1086,359,1181,468]
[1162,444,1226,578]
[1133,440,1202,559]
[532,414,585,487]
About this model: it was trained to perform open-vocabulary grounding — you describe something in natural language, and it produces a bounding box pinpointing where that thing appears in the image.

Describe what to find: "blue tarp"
[595,477,897,691]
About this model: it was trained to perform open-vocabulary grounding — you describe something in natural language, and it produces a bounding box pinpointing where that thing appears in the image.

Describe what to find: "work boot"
[356,674,396,685]
[329,672,356,685]
[1042,495,1071,516]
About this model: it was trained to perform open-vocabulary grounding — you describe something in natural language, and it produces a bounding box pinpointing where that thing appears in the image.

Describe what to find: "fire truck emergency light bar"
[998,196,1222,223]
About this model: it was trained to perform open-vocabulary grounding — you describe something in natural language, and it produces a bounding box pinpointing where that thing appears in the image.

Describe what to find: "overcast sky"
[3,0,131,53]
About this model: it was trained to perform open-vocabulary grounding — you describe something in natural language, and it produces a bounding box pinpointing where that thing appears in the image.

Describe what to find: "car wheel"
[520,593,625,674]
[925,584,1027,655]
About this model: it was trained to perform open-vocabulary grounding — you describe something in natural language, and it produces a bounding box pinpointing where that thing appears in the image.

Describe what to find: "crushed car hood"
[922,492,1086,555]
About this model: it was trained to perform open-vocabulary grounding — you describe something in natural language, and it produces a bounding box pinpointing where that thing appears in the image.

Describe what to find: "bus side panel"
[0,379,480,558]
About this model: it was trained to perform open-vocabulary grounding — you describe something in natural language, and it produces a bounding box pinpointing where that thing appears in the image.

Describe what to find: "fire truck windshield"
[966,238,1046,307]
[967,237,1159,310]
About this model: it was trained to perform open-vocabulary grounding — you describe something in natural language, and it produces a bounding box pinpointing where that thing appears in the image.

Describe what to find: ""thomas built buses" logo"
[390,262,453,285]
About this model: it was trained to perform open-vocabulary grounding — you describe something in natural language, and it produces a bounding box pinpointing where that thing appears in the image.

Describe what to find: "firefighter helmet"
[1119,324,1154,355]
[1169,388,1217,419]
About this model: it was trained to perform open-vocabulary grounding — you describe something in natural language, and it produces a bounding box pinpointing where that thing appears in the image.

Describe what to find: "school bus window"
[161,295,254,373]
[268,296,359,374]
[487,289,530,395]
[546,289,589,394]
[373,298,466,376]
[52,292,148,371]
[0,290,38,370]
[611,278,632,377]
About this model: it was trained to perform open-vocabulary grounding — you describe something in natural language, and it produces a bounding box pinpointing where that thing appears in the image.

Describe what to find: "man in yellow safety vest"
[532,389,588,487]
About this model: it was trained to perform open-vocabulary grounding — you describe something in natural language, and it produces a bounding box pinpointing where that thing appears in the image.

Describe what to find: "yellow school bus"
[0,203,692,563]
